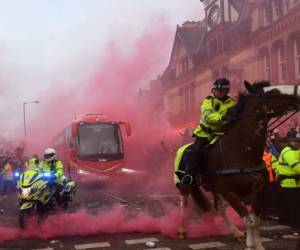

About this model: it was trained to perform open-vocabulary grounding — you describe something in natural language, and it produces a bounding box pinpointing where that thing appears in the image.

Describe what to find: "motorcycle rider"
[27,154,42,171]
[40,148,65,203]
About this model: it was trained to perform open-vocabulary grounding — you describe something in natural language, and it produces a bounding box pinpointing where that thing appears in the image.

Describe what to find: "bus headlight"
[119,168,136,174]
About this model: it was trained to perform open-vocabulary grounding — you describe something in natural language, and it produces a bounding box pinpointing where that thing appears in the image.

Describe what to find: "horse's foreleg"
[253,214,265,250]
[223,192,259,250]
[215,194,245,240]
[251,185,268,250]
[244,213,257,250]
[177,193,188,239]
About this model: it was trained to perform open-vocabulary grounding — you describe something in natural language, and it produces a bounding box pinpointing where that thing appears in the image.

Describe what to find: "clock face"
[208,4,221,28]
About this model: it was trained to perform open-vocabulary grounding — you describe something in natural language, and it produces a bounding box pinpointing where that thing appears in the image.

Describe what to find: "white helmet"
[44,148,56,163]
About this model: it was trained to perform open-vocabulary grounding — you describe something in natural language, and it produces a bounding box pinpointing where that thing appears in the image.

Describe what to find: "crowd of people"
[263,125,300,228]
[0,147,27,194]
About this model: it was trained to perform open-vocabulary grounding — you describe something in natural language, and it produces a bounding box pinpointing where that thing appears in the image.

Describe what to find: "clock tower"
[200,0,223,31]
[201,0,240,32]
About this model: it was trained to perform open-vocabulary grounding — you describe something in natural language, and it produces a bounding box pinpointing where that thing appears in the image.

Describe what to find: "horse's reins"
[215,87,300,176]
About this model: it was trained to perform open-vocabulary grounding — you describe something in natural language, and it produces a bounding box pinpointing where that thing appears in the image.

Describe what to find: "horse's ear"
[244,80,255,94]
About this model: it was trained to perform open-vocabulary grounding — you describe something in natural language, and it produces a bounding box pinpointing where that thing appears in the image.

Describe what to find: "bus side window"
[66,127,74,148]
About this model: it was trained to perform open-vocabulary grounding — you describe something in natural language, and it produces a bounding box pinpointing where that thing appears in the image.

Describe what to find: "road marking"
[125,238,159,245]
[144,248,171,250]
[189,242,226,249]
[261,237,273,242]
[260,225,291,231]
[96,190,137,207]
[74,242,111,249]
[282,234,300,239]
[34,248,54,250]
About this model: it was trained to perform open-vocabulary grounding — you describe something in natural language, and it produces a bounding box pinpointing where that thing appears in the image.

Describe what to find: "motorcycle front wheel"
[19,207,40,229]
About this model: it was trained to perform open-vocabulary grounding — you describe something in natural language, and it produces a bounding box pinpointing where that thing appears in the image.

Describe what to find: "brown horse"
[177,81,300,250]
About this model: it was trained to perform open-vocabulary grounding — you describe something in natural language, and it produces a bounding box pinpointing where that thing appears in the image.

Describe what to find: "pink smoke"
[0,206,243,244]
[17,16,175,158]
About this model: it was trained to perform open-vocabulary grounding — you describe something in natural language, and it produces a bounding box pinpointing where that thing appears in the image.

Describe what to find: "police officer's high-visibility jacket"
[193,96,236,141]
[40,160,64,183]
[27,157,41,171]
[275,146,300,188]
[263,151,278,182]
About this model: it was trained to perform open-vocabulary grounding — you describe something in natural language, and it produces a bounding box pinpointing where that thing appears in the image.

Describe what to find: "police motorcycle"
[17,168,76,228]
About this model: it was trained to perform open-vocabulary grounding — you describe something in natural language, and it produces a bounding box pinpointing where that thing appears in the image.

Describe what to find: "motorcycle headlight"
[20,187,31,199]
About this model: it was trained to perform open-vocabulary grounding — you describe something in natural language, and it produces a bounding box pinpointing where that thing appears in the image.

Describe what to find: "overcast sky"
[0,0,204,134]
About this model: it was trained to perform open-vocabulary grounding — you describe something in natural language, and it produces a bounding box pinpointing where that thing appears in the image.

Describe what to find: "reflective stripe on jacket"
[193,96,236,141]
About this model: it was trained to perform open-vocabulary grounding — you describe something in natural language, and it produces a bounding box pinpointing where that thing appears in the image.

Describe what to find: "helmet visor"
[44,153,55,159]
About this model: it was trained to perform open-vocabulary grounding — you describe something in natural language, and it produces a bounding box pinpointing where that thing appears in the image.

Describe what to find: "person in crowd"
[0,158,15,193]
[275,133,300,227]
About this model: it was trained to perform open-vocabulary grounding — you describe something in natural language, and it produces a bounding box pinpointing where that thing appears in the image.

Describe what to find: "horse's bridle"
[226,95,300,132]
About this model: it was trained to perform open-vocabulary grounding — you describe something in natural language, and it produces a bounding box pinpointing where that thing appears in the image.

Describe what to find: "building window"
[294,37,300,79]
[263,52,271,80]
[273,0,284,20]
[259,50,271,80]
[285,0,300,11]
[183,83,195,112]
[180,57,189,75]
[277,43,286,83]
[264,4,272,25]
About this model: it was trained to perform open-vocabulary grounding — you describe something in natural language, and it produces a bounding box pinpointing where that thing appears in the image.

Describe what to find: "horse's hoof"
[234,232,246,242]
[177,230,187,240]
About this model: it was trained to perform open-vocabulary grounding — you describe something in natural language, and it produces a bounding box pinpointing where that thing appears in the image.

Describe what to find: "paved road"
[0,180,299,250]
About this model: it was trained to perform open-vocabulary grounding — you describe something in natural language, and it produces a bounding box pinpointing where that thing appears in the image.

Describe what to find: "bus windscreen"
[77,123,123,160]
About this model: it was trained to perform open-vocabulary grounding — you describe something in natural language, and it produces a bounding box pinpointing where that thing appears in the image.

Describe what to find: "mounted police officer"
[179,78,236,186]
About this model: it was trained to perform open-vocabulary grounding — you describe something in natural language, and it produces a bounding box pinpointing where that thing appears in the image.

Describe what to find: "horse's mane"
[225,81,271,121]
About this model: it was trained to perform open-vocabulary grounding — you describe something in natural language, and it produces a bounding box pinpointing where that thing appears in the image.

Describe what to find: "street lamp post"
[23,101,39,136]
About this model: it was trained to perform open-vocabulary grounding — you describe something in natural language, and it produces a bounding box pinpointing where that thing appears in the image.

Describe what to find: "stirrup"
[175,170,186,180]
[181,174,193,186]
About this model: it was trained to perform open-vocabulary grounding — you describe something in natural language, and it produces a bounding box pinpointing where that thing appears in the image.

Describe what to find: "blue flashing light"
[43,172,52,178]
[14,172,20,177]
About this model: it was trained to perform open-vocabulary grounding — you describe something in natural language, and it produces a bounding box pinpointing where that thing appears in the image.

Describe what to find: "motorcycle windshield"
[77,123,124,161]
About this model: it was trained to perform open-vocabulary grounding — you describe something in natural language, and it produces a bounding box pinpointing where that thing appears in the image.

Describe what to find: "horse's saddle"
[176,143,212,181]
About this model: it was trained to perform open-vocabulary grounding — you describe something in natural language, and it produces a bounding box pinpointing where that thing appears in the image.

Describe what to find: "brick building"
[157,0,300,128]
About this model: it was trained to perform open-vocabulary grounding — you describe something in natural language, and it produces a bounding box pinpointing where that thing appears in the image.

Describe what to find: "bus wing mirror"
[117,121,131,137]
[70,148,77,161]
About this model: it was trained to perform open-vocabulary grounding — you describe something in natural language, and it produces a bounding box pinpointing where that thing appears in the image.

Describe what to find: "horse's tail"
[190,186,212,213]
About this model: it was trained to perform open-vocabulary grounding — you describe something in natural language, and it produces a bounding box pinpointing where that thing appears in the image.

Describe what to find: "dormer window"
[180,57,189,75]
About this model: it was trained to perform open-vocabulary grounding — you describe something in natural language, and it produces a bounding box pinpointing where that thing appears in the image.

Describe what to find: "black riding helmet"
[212,78,230,90]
